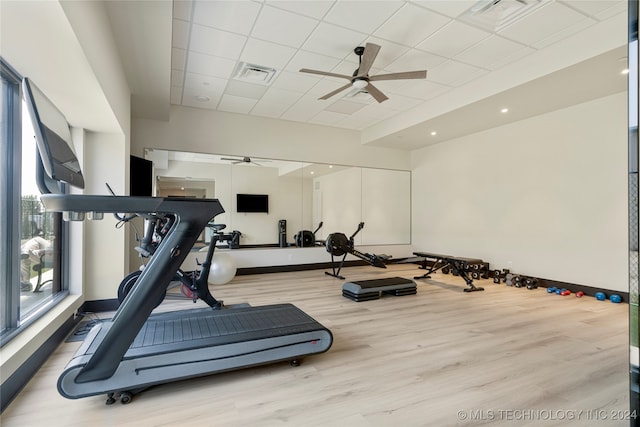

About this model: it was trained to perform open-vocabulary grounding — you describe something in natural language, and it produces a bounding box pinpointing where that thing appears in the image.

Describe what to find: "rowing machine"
[325,222,390,279]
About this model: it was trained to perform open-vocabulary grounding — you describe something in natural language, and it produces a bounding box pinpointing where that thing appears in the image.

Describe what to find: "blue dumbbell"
[610,294,622,303]
[595,292,606,301]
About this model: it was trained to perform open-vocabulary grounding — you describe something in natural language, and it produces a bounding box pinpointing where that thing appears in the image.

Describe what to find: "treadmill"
[22,78,333,404]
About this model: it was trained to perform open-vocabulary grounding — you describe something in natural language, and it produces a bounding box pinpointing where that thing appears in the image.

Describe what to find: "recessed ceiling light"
[501,108,509,113]
[622,69,630,75]
[195,95,210,102]
[328,165,333,169]
[310,171,315,175]
[430,131,437,136]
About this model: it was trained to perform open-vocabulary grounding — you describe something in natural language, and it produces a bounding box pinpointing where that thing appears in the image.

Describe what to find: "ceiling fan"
[299,43,427,103]
[220,156,269,166]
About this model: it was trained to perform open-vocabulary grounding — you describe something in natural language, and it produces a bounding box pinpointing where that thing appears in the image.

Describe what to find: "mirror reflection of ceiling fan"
[220,156,270,166]
[299,43,427,103]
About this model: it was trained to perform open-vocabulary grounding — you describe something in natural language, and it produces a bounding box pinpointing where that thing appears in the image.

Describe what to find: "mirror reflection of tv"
[22,77,85,189]
[236,194,268,213]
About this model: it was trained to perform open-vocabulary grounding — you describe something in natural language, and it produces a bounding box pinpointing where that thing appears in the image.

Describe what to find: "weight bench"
[412,251,484,293]
[342,277,417,302]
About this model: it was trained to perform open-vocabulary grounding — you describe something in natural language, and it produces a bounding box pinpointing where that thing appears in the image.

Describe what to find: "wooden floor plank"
[1,264,631,426]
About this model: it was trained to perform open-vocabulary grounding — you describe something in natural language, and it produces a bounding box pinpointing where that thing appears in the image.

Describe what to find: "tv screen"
[22,78,85,189]
[130,155,153,196]
[237,194,268,213]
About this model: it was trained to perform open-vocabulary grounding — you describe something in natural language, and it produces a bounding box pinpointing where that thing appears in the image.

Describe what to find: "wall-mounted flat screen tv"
[237,194,268,213]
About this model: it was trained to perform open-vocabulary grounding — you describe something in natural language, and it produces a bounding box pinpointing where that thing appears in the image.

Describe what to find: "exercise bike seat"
[207,222,227,232]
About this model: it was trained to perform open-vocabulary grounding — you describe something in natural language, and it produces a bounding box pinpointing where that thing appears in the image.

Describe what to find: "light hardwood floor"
[1,264,631,426]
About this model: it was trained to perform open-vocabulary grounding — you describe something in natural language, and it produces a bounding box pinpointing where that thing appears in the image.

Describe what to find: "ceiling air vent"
[233,62,277,85]
[461,0,546,32]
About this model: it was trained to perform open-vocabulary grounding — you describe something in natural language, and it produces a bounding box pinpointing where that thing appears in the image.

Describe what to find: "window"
[1,59,68,344]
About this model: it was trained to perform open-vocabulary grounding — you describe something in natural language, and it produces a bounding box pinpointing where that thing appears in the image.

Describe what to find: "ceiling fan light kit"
[299,43,427,104]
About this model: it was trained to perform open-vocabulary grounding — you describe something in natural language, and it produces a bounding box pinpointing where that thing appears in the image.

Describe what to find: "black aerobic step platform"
[342,277,417,302]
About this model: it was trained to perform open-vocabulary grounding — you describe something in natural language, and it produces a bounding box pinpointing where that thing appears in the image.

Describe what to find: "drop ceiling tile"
[261,87,304,105]
[251,5,319,48]
[172,19,190,49]
[218,94,259,113]
[417,20,492,58]
[285,50,342,74]
[189,24,246,59]
[265,0,335,20]
[529,19,596,50]
[498,1,595,48]
[373,3,450,47]
[412,0,478,18]
[240,38,297,70]
[302,22,368,59]
[311,110,349,125]
[183,73,228,94]
[172,48,187,71]
[324,1,404,34]
[173,0,192,21]
[455,35,530,70]
[271,70,319,92]
[181,86,222,109]
[428,60,488,86]
[324,99,367,114]
[379,93,423,111]
[186,52,237,78]
[353,103,400,120]
[280,95,327,121]
[224,80,269,100]
[192,0,260,35]
[251,99,292,118]
[388,79,450,100]
[560,0,626,21]
[385,49,447,73]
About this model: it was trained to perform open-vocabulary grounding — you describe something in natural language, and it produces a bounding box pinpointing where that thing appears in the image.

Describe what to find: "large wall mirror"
[144,149,411,247]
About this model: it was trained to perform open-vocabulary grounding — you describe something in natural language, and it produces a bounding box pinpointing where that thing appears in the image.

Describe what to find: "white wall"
[83,132,129,300]
[411,92,628,291]
[132,106,411,171]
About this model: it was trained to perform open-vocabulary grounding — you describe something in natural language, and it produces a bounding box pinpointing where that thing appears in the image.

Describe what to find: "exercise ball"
[208,252,237,285]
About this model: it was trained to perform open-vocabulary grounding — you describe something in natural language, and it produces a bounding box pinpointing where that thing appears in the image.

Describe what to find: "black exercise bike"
[116,213,235,309]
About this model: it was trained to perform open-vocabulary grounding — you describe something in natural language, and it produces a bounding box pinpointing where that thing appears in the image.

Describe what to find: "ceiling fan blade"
[357,43,381,77]
[319,82,353,100]
[221,157,242,161]
[365,82,388,103]
[299,69,352,80]
[370,70,427,81]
